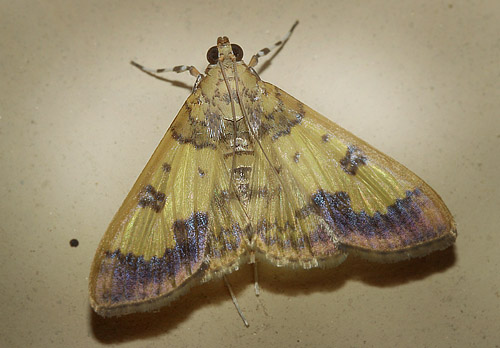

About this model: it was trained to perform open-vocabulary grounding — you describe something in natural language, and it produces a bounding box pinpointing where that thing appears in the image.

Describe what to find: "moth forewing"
[89,98,250,317]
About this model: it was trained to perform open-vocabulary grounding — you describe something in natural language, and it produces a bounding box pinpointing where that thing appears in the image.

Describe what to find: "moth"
[89,22,456,319]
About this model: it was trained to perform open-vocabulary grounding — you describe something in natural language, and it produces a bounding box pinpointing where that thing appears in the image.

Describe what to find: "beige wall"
[1,1,499,346]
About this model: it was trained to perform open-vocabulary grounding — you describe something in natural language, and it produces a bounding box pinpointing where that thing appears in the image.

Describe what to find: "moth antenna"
[248,20,299,68]
[223,275,249,327]
[130,60,201,78]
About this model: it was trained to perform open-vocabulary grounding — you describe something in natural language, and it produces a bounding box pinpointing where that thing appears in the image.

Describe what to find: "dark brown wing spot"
[339,145,367,175]
[162,163,171,173]
[270,110,304,141]
[322,134,330,142]
[198,167,205,177]
[138,185,166,213]
[293,152,301,163]
[171,129,217,150]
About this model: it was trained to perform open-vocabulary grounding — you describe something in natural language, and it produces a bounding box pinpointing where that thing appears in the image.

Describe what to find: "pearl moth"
[89,22,456,318]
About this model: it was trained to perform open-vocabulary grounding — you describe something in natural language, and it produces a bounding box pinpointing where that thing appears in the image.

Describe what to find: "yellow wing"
[89,93,249,317]
[242,81,456,266]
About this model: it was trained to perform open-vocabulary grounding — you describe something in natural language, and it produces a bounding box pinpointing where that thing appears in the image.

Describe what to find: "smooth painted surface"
[1,1,499,347]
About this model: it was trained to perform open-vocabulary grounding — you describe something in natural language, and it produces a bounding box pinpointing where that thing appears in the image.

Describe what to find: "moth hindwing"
[89,23,456,317]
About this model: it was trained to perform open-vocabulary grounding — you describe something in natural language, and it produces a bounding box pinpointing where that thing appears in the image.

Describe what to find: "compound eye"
[206,46,218,64]
[231,44,244,61]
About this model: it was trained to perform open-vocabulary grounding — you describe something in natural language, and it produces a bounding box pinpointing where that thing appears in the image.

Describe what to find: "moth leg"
[249,252,260,296]
[248,20,299,68]
[223,275,249,327]
[253,262,260,296]
[130,60,201,77]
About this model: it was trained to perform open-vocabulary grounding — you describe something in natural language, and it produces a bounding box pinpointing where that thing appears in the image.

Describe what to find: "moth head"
[206,36,244,64]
